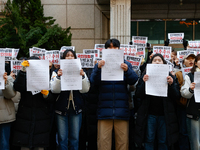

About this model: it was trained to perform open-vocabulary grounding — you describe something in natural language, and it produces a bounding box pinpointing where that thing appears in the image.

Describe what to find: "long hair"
[62,49,77,59]
[191,54,200,74]
[141,53,167,75]
[149,53,167,64]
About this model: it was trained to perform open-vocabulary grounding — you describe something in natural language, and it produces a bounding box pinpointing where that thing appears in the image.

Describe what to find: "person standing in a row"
[0,71,17,150]
[134,53,180,150]
[181,54,200,150]
[50,49,90,150]
[12,56,54,150]
[90,39,138,150]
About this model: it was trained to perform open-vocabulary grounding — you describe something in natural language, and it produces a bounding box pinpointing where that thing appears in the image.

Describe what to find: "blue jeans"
[177,106,190,150]
[0,123,11,150]
[56,106,82,150]
[186,117,200,150]
[144,115,168,150]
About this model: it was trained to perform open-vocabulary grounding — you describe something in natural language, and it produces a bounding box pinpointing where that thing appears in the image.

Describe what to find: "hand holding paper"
[3,72,7,84]
[98,60,105,68]
[143,74,149,82]
[57,69,63,77]
[190,82,196,90]
[121,63,128,71]
[80,69,85,76]
[167,76,173,85]
[10,71,16,80]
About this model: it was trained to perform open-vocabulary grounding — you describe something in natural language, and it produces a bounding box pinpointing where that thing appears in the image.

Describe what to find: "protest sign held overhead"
[188,41,200,48]
[83,49,100,58]
[137,47,145,58]
[11,60,23,76]
[132,36,148,47]
[5,48,13,61]
[177,50,196,61]
[121,44,137,56]
[168,33,184,44]
[128,45,137,56]
[60,46,75,58]
[12,49,19,58]
[124,55,142,70]
[94,44,105,56]
[29,47,46,60]
[0,48,19,61]
[153,46,171,59]
[187,48,200,55]
[45,50,60,64]
[76,53,95,68]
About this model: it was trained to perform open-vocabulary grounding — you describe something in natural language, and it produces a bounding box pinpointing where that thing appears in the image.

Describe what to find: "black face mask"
[5,63,11,75]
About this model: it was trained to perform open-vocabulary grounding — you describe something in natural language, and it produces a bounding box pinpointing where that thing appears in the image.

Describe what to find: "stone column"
[110,0,131,44]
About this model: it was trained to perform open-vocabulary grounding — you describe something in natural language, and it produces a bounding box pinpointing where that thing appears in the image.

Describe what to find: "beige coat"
[0,76,16,124]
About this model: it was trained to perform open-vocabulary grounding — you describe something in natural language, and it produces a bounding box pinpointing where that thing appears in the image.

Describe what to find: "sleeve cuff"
[189,88,194,93]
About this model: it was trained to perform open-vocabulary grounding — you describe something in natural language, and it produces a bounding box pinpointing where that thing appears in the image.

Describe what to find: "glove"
[21,61,30,72]
[41,90,49,96]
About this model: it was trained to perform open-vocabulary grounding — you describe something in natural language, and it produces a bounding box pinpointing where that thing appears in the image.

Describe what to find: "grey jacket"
[0,76,16,124]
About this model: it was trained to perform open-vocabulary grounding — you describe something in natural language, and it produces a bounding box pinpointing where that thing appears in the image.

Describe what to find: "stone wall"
[42,0,110,53]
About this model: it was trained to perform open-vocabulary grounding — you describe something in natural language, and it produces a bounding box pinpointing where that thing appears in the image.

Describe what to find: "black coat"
[12,71,54,148]
[134,73,180,147]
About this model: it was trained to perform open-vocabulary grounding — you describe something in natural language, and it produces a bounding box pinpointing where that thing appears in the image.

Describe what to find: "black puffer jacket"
[12,71,54,148]
[134,73,180,147]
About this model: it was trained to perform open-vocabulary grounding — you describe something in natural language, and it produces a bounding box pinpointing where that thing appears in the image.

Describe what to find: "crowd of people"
[0,38,199,150]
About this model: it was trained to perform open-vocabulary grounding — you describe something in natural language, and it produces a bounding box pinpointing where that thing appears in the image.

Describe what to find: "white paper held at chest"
[146,64,169,97]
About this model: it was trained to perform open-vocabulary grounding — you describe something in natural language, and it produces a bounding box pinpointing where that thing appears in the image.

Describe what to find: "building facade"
[1,0,200,52]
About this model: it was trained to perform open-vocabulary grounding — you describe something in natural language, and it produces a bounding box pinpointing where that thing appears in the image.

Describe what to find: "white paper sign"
[26,60,49,91]
[187,48,200,55]
[0,49,5,57]
[0,57,5,89]
[60,59,82,90]
[94,44,105,56]
[11,60,23,76]
[168,33,184,44]
[181,67,192,79]
[0,48,19,61]
[45,50,60,64]
[12,49,19,59]
[29,47,46,60]
[128,45,137,56]
[121,44,137,56]
[137,47,145,58]
[60,46,75,58]
[177,50,196,61]
[132,36,148,47]
[188,41,200,48]
[153,46,172,59]
[5,48,13,61]
[83,49,100,58]
[146,64,169,97]
[101,49,123,81]
[124,55,142,70]
[76,53,95,68]
[166,60,174,72]
[194,72,200,102]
